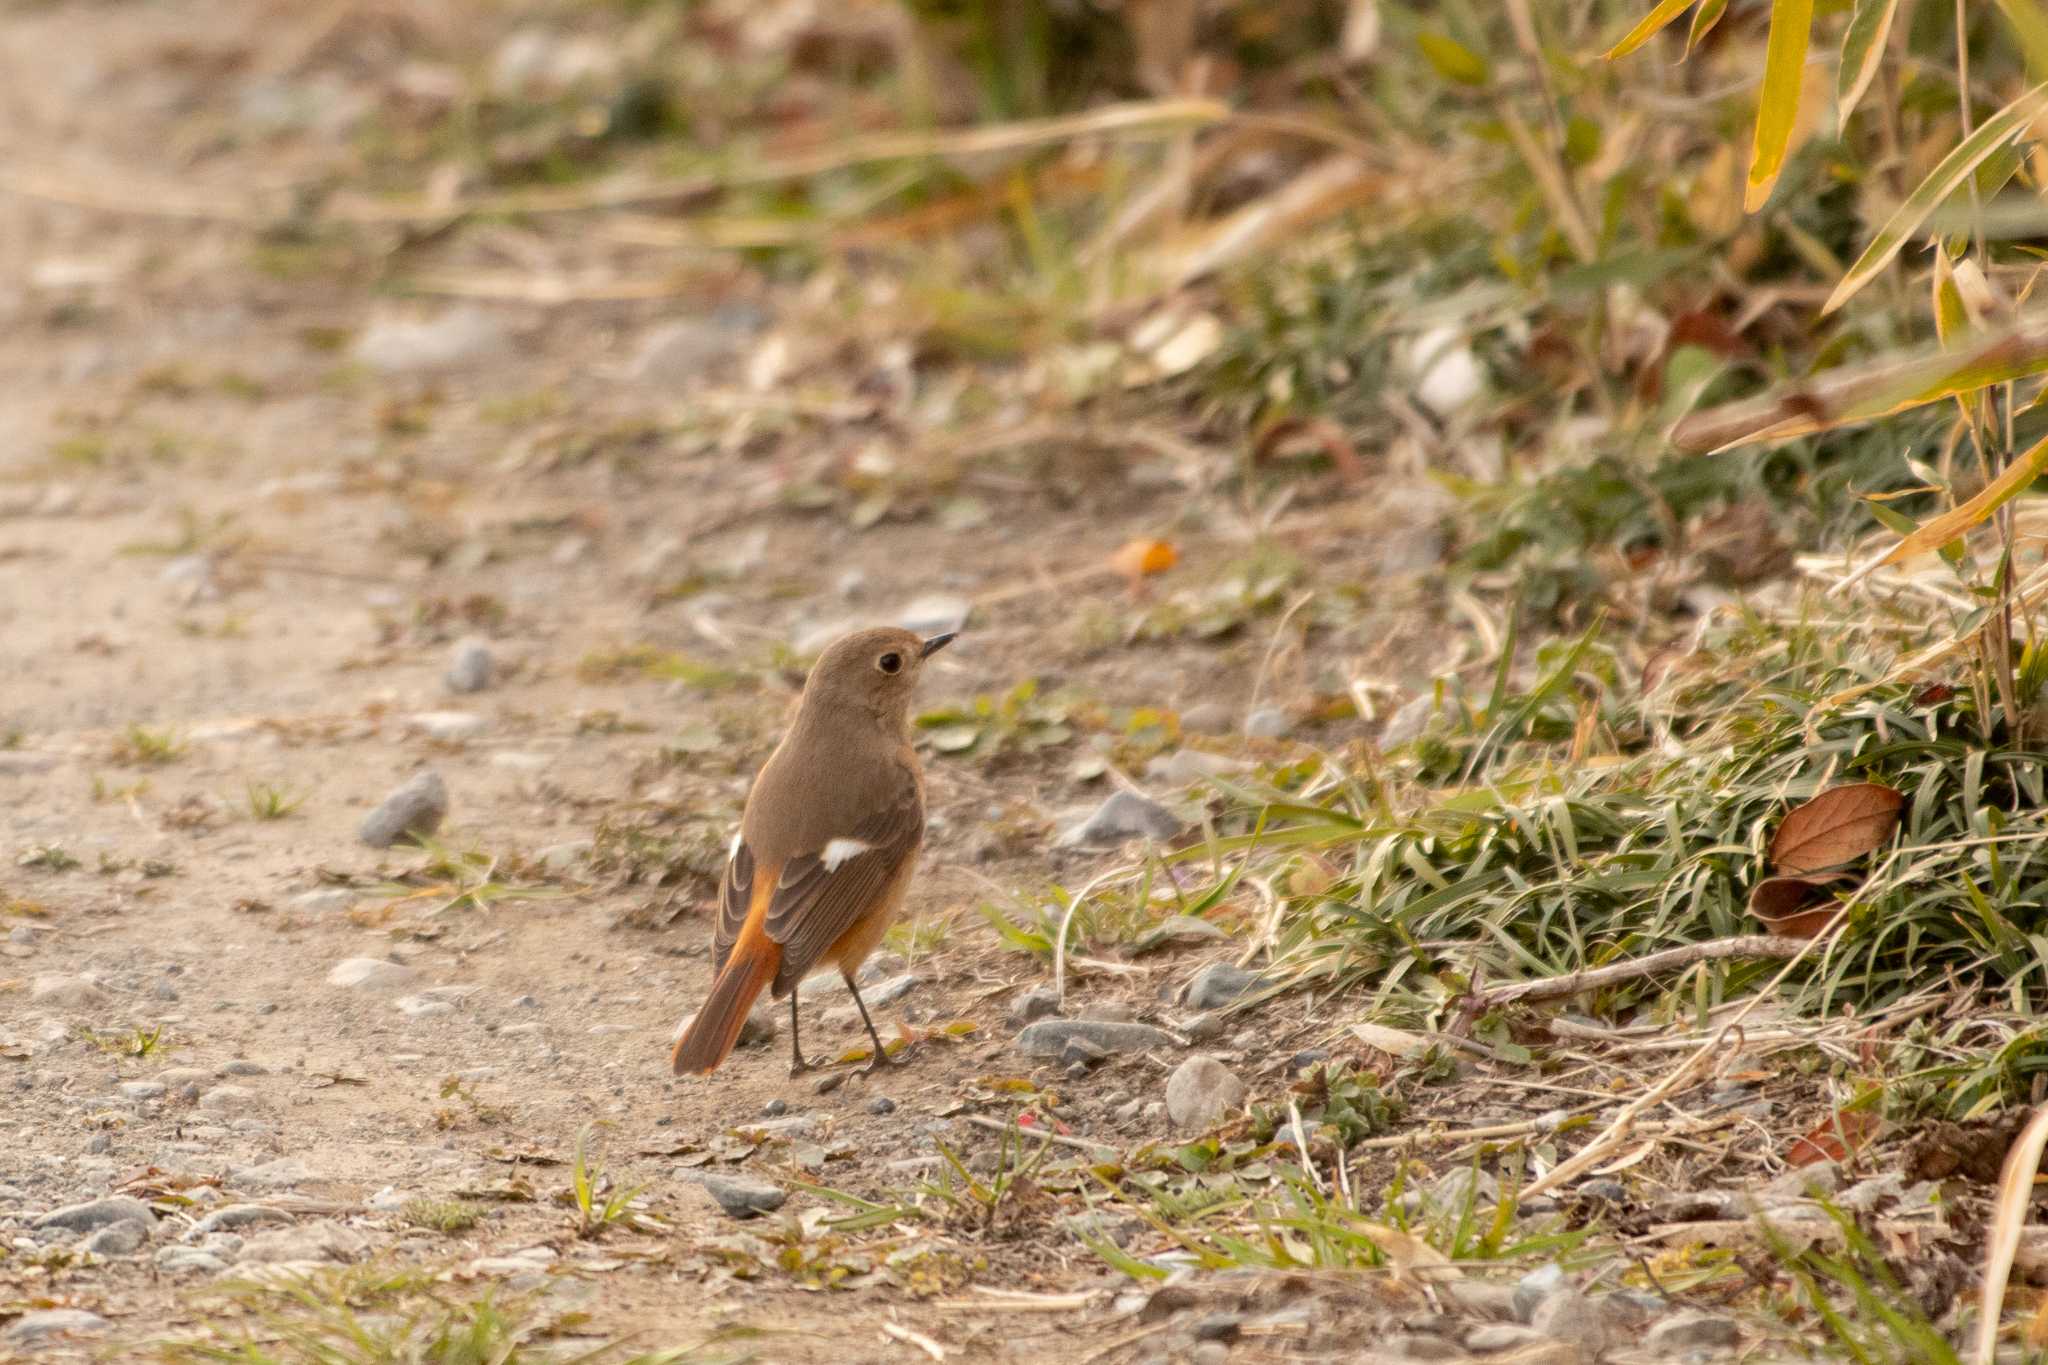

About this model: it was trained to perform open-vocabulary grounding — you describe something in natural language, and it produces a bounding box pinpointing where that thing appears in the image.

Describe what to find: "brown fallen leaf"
[1771,782,1904,875]
[1748,872,1855,938]
[1787,1108,1880,1167]
[1252,416,1370,483]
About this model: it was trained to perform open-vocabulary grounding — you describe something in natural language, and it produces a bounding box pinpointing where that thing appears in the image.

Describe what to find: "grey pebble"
[446,638,494,693]
[1165,1055,1247,1131]
[692,1173,786,1219]
[1379,1334,1464,1362]
[193,1204,294,1235]
[1184,963,1267,1011]
[867,1096,896,1115]
[1530,1290,1609,1358]
[358,770,448,848]
[1643,1311,1742,1355]
[1243,706,1291,739]
[1513,1263,1567,1321]
[198,1085,255,1112]
[327,957,418,990]
[4,1309,107,1344]
[1008,987,1060,1026]
[218,1059,267,1077]
[1057,790,1185,849]
[32,1195,154,1233]
[119,1080,165,1100]
[1015,1019,1176,1059]
[1464,1323,1545,1353]
[1178,701,1233,734]
[83,1221,147,1256]
[156,1247,229,1274]
[352,305,505,374]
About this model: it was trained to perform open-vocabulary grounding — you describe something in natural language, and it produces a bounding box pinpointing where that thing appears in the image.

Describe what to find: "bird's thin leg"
[845,971,903,1075]
[788,991,815,1077]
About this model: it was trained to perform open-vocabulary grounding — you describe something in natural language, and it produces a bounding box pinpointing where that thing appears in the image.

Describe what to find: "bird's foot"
[855,1042,910,1077]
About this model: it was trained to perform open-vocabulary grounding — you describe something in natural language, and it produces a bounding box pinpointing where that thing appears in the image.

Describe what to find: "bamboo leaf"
[1672,318,2048,452]
[1417,31,1491,85]
[1837,0,1900,122]
[1998,0,2048,81]
[1686,0,1730,55]
[1824,81,2048,315]
[1874,429,2048,570]
[1745,0,1816,212]
[1604,0,1697,60]
[1932,248,1969,348]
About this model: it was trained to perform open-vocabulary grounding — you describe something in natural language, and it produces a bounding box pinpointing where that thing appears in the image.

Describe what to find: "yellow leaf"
[1874,429,2048,571]
[1109,539,1178,578]
[1932,248,1969,348]
[1604,0,1697,60]
[1744,0,1816,212]
[1416,31,1491,85]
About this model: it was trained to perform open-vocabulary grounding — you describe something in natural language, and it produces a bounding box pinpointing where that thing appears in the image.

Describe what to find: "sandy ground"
[0,4,1472,1361]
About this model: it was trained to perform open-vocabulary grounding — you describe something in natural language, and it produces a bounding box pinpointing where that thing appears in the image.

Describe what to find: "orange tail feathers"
[671,933,779,1075]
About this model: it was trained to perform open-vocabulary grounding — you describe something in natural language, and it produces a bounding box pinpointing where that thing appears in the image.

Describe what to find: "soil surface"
[0,5,1467,1362]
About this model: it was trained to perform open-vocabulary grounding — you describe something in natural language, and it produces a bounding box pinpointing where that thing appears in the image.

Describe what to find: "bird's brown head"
[799,626,954,728]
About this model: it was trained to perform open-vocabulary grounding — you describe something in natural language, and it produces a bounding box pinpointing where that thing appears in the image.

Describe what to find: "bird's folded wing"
[713,837,755,974]
[764,792,924,980]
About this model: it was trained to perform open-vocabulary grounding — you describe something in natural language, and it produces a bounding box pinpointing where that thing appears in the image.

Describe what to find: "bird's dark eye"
[878,652,902,674]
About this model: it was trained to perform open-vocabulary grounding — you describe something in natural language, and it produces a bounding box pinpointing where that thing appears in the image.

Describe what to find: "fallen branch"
[1474,936,1811,1008]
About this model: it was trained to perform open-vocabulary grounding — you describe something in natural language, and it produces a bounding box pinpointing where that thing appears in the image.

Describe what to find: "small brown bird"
[670,626,954,1077]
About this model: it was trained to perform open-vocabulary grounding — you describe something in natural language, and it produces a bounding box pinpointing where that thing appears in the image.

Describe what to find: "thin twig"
[959,1114,1116,1157]
[1473,935,1811,1008]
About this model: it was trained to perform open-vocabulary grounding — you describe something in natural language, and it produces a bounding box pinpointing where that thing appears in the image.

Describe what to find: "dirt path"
[0,4,1472,1362]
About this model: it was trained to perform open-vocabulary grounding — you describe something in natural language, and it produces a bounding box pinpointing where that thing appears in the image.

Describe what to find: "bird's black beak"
[920,632,957,659]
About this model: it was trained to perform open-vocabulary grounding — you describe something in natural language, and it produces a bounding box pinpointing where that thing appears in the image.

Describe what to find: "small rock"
[327,957,418,990]
[1184,963,1266,1011]
[1444,1281,1521,1320]
[120,1080,167,1100]
[896,593,970,638]
[358,771,448,848]
[1530,1291,1608,1359]
[1165,1055,1247,1130]
[863,973,920,1007]
[1513,1263,1569,1322]
[396,996,455,1018]
[199,1085,255,1112]
[84,1221,147,1256]
[868,1097,896,1115]
[194,1204,294,1235]
[1078,999,1137,1023]
[1380,1335,1463,1362]
[1057,790,1185,849]
[1465,1323,1546,1353]
[446,638,494,694]
[4,1309,107,1344]
[1575,1178,1626,1204]
[1178,702,1233,734]
[1147,749,1247,785]
[156,1247,228,1274]
[538,839,592,872]
[406,711,485,742]
[153,979,179,1001]
[239,1222,367,1264]
[626,308,765,383]
[672,1006,776,1049]
[1192,1313,1243,1342]
[1243,706,1291,739]
[1015,1019,1177,1059]
[1180,1012,1227,1042]
[33,1196,153,1233]
[291,888,358,914]
[1061,1036,1110,1069]
[28,974,105,1008]
[1643,1311,1741,1355]
[353,306,506,375]
[1008,987,1060,1026]
[1190,1344,1229,1365]
[693,1173,786,1219]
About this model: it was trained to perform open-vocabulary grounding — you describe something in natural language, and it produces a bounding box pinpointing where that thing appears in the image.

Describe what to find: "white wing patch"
[821,837,873,871]
[728,830,743,861]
